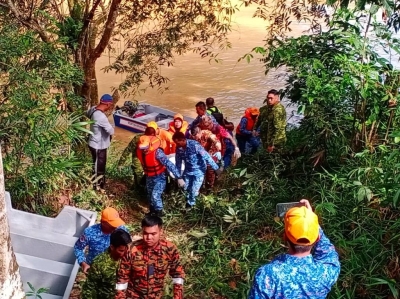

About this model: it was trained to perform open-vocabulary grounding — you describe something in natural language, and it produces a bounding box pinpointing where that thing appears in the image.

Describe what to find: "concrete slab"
[6,192,97,299]
[17,253,73,296]
[11,226,77,263]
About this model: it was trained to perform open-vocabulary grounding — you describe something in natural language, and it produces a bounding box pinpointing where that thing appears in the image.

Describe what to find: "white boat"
[113,102,195,133]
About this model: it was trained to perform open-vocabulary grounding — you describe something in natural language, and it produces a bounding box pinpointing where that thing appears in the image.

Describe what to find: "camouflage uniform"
[144,148,181,212]
[115,239,184,299]
[74,224,128,265]
[175,140,219,206]
[119,134,144,187]
[190,129,221,190]
[81,249,119,299]
[256,103,287,150]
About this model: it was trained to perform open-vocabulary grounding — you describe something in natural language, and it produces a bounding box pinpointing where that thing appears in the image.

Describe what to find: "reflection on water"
[96,4,398,144]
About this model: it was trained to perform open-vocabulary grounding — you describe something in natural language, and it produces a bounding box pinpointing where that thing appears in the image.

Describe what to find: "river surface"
[95,3,396,145]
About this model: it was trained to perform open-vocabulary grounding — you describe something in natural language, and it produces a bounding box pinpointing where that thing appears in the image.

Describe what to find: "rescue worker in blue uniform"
[249,199,340,299]
[173,132,222,210]
[137,134,184,217]
[236,107,260,155]
[74,207,127,274]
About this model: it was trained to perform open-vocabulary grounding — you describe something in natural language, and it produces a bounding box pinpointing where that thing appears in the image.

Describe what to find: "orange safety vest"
[236,108,256,135]
[168,120,189,134]
[136,137,166,176]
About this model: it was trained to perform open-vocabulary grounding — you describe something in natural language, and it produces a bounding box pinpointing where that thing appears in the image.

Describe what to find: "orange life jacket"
[168,120,189,134]
[236,108,257,135]
[156,129,174,155]
[136,136,166,176]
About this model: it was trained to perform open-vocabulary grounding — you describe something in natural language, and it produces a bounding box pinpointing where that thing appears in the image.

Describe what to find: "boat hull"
[113,103,194,133]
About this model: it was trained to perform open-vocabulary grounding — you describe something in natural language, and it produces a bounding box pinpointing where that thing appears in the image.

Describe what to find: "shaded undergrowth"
[20,139,400,299]
[87,142,400,299]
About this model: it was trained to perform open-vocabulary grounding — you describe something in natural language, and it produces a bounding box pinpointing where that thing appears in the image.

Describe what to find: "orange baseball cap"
[147,121,158,130]
[249,107,260,115]
[284,206,319,245]
[101,207,125,228]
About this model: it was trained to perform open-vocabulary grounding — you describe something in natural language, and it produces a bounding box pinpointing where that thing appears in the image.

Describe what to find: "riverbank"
[67,137,400,298]
[2,3,399,297]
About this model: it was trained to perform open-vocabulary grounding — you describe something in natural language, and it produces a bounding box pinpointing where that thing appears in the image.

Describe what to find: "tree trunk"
[74,0,123,109]
[81,60,99,107]
[0,147,25,299]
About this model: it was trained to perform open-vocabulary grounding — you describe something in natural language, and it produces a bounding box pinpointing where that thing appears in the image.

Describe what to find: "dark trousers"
[89,146,107,189]
[223,142,235,168]
[236,134,259,154]
[205,165,216,190]
[236,134,248,154]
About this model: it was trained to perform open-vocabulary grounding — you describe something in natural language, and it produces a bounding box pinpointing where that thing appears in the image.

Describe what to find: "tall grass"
[149,147,400,299]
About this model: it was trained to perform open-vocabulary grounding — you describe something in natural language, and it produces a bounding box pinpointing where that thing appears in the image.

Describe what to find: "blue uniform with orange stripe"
[249,228,340,299]
[74,223,127,265]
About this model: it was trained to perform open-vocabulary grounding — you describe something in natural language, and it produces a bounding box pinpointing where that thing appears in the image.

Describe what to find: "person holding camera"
[249,199,340,299]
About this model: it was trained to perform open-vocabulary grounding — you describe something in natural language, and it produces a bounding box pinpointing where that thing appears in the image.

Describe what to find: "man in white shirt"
[87,94,114,189]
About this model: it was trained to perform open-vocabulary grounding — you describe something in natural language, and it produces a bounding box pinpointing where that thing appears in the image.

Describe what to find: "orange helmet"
[174,113,183,121]
[147,121,158,130]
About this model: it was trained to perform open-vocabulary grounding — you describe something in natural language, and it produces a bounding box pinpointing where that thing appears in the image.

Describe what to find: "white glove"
[234,147,241,159]
[177,178,185,188]
[212,152,222,160]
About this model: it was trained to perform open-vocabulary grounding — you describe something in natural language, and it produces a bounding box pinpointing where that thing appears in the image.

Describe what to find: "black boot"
[99,174,106,189]
[185,203,194,212]
[155,210,165,217]
[145,206,156,217]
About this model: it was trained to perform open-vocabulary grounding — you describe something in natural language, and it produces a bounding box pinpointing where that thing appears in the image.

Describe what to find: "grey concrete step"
[16,253,74,297]
[10,226,78,264]
[6,191,97,299]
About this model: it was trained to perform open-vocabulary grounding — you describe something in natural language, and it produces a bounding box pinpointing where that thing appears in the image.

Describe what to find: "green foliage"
[26,282,49,299]
[57,16,83,50]
[0,24,88,209]
[258,8,400,164]
[240,0,330,40]
[2,0,238,105]
[156,150,400,298]
[149,7,400,298]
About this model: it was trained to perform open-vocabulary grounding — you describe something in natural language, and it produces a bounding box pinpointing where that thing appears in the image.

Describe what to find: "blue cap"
[100,94,113,103]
